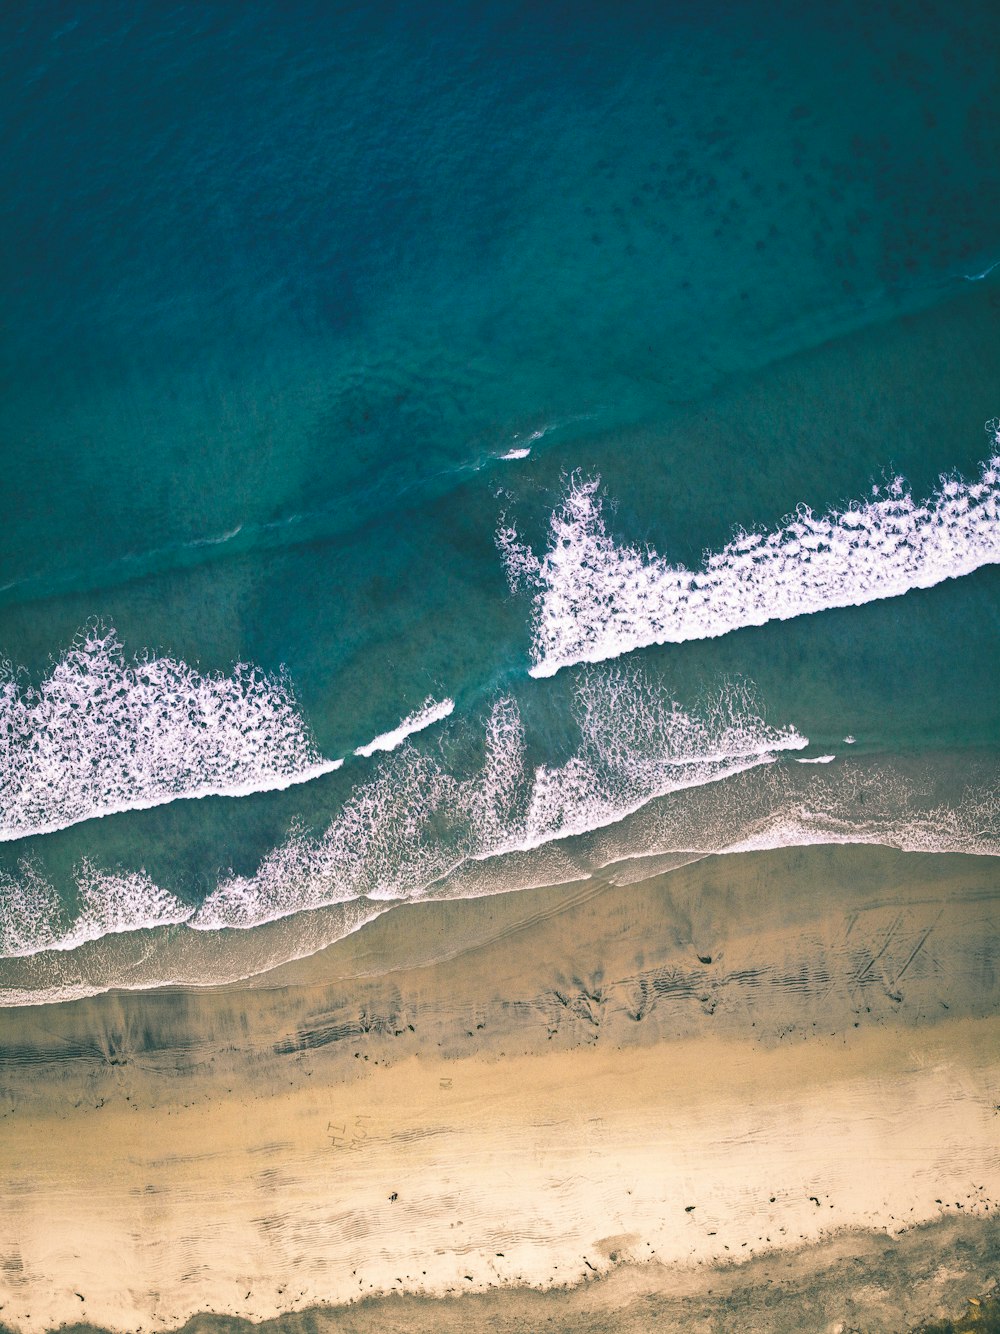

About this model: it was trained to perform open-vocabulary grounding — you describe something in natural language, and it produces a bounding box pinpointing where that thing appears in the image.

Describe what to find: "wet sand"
[0,844,998,1332]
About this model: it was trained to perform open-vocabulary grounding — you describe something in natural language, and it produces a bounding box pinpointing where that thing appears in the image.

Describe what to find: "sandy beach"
[1,843,998,1333]
[4,2,999,1330]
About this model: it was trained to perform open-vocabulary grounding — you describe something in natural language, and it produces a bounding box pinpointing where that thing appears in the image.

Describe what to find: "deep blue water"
[1,0,999,1001]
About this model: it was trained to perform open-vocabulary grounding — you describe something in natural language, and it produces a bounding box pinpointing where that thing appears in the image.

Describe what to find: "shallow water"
[1,0,998,1001]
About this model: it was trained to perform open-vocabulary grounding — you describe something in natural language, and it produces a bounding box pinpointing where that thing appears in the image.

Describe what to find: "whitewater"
[499,422,1000,678]
[0,627,462,842]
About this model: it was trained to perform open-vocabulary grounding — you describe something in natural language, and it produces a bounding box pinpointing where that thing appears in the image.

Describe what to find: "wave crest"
[0,857,191,958]
[500,423,1000,677]
[193,668,802,929]
[0,625,339,840]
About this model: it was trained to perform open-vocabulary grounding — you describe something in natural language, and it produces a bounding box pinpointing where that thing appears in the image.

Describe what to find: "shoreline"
[4,741,997,1009]
[0,843,997,1332]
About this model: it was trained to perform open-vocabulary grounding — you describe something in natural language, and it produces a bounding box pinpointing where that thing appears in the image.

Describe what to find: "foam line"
[0,898,388,1006]
[4,745,997,1002]
[3,676,997,999]
[0,858,191,959]
[0,625,338,840]
[5,634,993,978]
[498,421,1000,677]
[354,698,455,758]
[965,258,1000,281]
[497,670,806,854]
[193,669,804,931]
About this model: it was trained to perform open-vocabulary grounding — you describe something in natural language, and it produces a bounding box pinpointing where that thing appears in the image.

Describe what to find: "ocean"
[1,0,998,1005]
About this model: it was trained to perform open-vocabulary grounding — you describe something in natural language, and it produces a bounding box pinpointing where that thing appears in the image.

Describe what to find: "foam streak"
[354,698,455,758]
[0,858,191,959]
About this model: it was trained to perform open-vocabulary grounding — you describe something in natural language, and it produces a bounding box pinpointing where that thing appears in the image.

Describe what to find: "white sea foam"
[353,698,455,758]
[507,670,806,852]
[192,749,465,930]
[1,616,992,997]
[621,750,999,866]
[716,767,1000,860]
[796,754,836,764]
[499,422,562,461]
[3,675,997,1001]
[499,423,1000,677]
[192,668,803,930]
[965,257,1000,281]
[431,751,1000,902]
[0,625,340,840]
[0,857,191,958]
[0,896,387,1007]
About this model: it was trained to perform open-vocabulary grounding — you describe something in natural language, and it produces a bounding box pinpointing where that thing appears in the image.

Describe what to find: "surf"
[0,624,342,841]
[499,420,1000,678]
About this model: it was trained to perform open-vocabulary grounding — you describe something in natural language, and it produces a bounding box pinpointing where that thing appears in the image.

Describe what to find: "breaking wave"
[431,748,1000,904]
[2,743,996,1006]
[3,653,996,1004]
[0,857,191,958]
[0,665,802,967]
[0,625,341,841]
[190,668,804,930]
[501,671,806,853]
[618,751,1000,864]
[498,421,1000,677]
[354,698,455,758]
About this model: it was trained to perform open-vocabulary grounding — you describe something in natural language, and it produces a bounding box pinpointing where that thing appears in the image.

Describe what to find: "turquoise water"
[1,0,998,1001]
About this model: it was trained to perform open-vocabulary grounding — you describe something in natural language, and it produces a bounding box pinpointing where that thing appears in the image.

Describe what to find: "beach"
[2,3,999,1330]
[1,844,998,1332]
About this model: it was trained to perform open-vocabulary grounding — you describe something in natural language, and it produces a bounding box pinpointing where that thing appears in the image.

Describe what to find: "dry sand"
[0,844,998,1333]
